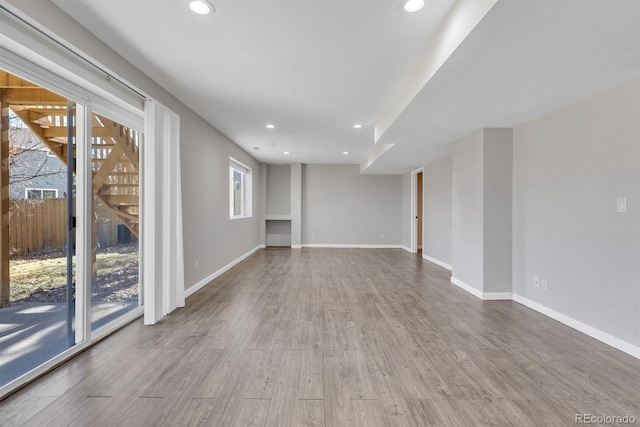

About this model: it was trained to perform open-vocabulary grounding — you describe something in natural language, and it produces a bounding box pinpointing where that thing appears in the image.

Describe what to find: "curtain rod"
[0,4,147,100]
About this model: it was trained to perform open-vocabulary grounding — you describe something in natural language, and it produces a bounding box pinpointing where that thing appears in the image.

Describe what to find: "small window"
[229,158,252,219]
[25,188,58,199]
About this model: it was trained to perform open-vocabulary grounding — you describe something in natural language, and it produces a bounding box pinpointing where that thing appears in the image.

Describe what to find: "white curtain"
[143,99,184,324]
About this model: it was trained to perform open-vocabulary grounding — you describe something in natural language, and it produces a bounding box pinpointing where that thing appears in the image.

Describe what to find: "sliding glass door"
[0,69,76,387]
[0,64,145,390]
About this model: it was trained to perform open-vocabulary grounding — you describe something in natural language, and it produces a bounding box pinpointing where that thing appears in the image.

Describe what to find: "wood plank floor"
[1,248,638,426]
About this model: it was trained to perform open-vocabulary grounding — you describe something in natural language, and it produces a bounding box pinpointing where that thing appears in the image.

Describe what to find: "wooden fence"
[9,198,135,256]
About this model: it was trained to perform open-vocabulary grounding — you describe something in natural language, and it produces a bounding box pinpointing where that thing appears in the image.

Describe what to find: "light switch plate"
[617,197,627,213]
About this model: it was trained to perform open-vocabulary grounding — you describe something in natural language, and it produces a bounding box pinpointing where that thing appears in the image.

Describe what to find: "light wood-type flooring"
[1,248,639,426]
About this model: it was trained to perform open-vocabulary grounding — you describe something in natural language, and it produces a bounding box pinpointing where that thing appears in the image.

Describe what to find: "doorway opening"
[410,167,424,254]
[417,171,423,253]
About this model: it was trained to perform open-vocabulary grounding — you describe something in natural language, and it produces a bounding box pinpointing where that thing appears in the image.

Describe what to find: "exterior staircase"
[1,70,140,237]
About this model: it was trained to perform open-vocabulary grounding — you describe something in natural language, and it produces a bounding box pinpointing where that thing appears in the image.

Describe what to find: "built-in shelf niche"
[266,220,291,247]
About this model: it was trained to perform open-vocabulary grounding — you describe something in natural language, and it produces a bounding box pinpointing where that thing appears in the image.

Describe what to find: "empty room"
[0,0,638,426]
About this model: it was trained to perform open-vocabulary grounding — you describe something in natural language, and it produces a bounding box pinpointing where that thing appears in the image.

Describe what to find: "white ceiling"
[52,0,456,165]
[51,0,640,174]
[369,0,640,173]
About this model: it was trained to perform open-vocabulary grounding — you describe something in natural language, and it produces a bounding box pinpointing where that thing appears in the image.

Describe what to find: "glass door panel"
[0,69,76,387]
[90,112,140,330]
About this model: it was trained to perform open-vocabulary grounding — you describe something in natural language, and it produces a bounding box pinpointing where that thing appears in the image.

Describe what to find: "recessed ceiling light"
[343,151,349,155]
[353,124,362,129]
[266,124,276,129]
[283,151,290,155]
[404,0,424,12]
[188,0,215,15]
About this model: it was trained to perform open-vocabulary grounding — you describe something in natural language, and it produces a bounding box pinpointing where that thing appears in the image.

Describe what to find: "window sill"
[230,215,252,220]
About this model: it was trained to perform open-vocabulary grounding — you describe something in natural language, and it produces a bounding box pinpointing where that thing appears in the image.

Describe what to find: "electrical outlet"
[541,279,548,291]
[438,245,442,252]
[534,276,540,289]
[311,233,315,238]
[617,197,627,213]
[380,234,385,239]
[195,260,199,271]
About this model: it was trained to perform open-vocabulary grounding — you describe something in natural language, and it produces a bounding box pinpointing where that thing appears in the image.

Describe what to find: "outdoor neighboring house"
[8,123,68,200]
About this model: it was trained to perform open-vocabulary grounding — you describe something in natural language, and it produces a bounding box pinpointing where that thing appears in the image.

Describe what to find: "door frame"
[0,45,145,398]
[410,167,424,254]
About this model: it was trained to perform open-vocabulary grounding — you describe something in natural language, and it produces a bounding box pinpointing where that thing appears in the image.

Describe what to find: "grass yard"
[9,243,139,303]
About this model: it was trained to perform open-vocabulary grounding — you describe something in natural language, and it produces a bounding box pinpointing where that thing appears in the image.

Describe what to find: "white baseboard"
[401,245,412,253]
[450,277,483,299]
[512,294,640,359]
[185,245,262,298]
[482,292,512,301]
[259,244,266,249]
[423,255,452,271]
[302,244,402,249]
[291,245,302,249]
[450,277,512,301]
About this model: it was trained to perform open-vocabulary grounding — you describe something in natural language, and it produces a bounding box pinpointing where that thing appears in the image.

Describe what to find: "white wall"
[513,77,640,347]
[452,130,485,291]
[451,128,513,295]
[184,123,260,287]
[259,164,267,246]
[302,164,402,246]
[266,165,291,215]
[3,0,262,292]
[291,163,302,247]
[402,173,411,249]
[423,156,452,266]
[482,129,513,293]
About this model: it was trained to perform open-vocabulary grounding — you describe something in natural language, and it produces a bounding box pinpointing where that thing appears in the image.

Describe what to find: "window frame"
[229,157,252,219]
[25,187,58,199]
